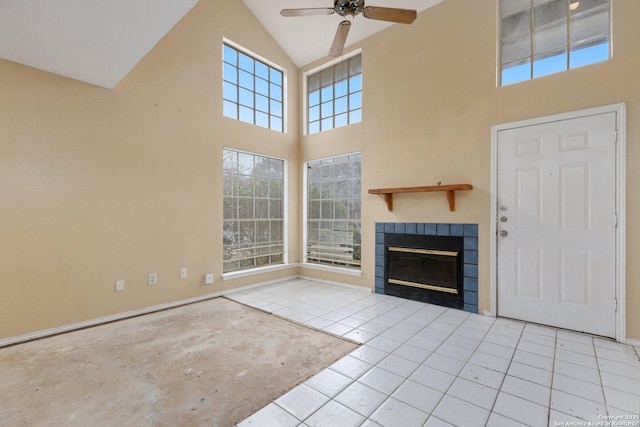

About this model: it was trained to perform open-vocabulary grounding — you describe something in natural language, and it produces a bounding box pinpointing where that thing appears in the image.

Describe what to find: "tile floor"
[228,278,640,427]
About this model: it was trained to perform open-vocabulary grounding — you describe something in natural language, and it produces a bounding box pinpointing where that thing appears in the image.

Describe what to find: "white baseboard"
[0,276,298,348]
[222,263,300,281]
[625,337,640,347]
[4,275,635,349]
[0,291,219,348]
[223,275,299,294]
[299,263,363,276]
[297,275,372,292]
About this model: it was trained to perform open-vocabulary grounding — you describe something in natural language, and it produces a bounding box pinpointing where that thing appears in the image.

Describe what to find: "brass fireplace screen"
[387,247,459,294]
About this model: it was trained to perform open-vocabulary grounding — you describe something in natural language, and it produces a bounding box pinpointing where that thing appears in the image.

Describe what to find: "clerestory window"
[222,41,285,132]
[306,53,362,135]
[500,0,611,86]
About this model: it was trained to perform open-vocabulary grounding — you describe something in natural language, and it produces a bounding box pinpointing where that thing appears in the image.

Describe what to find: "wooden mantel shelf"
[368,184,473,212]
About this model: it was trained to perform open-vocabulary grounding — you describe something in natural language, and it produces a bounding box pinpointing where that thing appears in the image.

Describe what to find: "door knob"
[499,230,508,237]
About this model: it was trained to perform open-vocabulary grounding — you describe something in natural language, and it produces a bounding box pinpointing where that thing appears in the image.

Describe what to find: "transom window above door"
[500,0,611,86]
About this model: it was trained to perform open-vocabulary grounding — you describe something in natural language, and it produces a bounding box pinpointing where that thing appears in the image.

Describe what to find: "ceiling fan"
[280,0,417,57]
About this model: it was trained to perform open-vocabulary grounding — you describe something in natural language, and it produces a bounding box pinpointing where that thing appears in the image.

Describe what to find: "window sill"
[301,262,362,277]
[222,263,298,281]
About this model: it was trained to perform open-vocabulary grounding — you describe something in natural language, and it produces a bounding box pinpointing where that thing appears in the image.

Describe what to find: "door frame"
[489,103,627,343]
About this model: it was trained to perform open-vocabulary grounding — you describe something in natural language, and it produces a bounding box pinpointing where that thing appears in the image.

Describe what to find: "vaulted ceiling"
[0,0,444,89]
[0,0,200,89]
[242,0,445,68]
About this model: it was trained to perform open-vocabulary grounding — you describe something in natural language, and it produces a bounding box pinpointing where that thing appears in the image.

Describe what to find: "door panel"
[516,246,542,298]
[560,162,590,229]
[560,248,590,305]
[497,112,617,337]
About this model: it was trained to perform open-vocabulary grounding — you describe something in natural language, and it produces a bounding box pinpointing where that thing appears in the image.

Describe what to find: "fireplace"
[375,223,479,313]
[385,234,464,309]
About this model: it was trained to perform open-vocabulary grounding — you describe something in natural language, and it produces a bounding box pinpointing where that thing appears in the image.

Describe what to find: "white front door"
[496,112,618,337]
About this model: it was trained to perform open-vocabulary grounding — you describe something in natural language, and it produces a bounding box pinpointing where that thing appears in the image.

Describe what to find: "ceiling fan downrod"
[280,0,417,57]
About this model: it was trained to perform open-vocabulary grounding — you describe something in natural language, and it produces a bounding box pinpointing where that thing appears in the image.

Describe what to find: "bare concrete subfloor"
[0,298,358,427]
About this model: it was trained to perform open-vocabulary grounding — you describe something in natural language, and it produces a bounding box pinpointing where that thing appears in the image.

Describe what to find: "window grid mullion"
[306,155,361,268]
[529,0,534,80]
[223,149,285,273]
[566,0,571,71]
[222,43,284,132]
[307,54,362,134]
[500,0,609,85]
[347,77,351,124]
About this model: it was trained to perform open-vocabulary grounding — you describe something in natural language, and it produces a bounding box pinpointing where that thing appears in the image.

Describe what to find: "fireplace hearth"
[375,223,479,313]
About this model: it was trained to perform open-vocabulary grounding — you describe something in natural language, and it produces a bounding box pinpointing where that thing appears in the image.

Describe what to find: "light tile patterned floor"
[229,279,640,427]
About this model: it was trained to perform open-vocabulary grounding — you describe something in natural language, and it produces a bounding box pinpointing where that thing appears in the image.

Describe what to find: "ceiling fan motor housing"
[280,1,416,57]
[334,0,365,17]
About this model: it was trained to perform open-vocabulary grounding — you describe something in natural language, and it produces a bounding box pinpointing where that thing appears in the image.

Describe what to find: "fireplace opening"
[384,234,464,309]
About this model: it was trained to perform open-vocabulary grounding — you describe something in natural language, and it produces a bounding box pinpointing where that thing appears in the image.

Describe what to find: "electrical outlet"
[148,272,157,285]
[115,279,125,291]
[180,267,187,279]
[205,273,214,284]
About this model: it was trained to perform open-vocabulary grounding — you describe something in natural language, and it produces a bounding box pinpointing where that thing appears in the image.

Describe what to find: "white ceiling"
[0,0,199,89]
[0,0,444,89]
[243,0,446,68]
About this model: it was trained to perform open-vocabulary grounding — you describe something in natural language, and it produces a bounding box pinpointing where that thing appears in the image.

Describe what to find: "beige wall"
[299,0,640,340]
[2,0,639,341]
[0,0,300,339]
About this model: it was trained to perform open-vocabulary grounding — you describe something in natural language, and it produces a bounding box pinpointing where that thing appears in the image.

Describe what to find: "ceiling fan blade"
[329,20,351,57]
[280,8,335,17]
[363,6,417,24]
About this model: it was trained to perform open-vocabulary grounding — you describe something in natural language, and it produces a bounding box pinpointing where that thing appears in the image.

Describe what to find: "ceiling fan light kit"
[280,0,417,57]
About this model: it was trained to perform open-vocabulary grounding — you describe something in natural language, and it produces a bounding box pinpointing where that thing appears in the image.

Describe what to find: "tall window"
[306,153,361,269]
[223,149,285,273]
[223,42,284,132]
[307,54,362,135]
[500,0,610,86]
